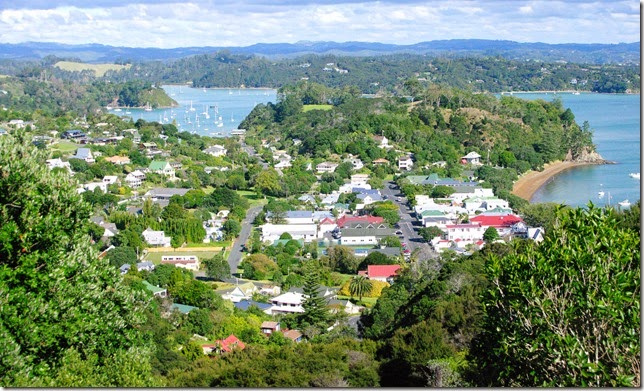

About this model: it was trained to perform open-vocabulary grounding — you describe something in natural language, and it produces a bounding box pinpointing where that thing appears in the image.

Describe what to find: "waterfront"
[121,85,277,137]
[508,92,640,208]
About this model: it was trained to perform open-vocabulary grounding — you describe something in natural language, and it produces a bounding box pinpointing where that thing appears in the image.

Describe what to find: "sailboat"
[231,113,235,122]
[144,102,152,112]
[618,199,631,208]
[189,100,196,112]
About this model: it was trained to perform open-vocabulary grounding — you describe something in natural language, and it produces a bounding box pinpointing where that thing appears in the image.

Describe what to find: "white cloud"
[0,0,638,47]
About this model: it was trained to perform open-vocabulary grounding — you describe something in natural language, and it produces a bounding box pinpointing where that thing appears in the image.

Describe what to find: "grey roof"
[147,187,190,198]
[75,148,92,159]
[234,300,272,311]
[352,187,380,195]
[366,247,402,257]
[340,227,396,237]
[356,192,382,201]
[286,210,313,219]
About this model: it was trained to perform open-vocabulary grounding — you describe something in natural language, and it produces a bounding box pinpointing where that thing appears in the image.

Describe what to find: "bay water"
[127,86,639,208]
[509,92,640,208]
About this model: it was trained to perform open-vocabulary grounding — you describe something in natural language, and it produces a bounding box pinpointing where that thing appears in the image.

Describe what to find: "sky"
[0,0,639,48]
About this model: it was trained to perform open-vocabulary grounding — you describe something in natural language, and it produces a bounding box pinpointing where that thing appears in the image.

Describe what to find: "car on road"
[396,197,402,202]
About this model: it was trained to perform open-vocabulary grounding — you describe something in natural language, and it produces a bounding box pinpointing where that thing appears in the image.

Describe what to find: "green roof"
[420,209,446,217]
[148,161,169,170]
[171,303,198,314]
[143,280,166,295]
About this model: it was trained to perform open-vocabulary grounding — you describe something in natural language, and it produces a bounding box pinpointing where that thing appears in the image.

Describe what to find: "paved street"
[380,180,437,260]
[227,205,263,274]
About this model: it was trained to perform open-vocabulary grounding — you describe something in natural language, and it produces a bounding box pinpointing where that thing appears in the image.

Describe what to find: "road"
[227,205,263,274]
[380,180,437,260]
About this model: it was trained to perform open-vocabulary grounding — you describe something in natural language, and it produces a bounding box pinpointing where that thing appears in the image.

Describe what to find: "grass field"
[50,140,78,153]
[236,190,268,208]
[303,104,333,112]
[55,61,131,77]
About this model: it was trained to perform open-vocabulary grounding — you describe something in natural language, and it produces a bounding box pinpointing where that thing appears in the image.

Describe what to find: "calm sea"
[507,92,640,208]
[123,85,277,136]
[126,87,639,208]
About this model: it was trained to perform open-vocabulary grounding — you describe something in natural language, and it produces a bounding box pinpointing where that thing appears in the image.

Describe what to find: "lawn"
[236,190,268,208]
[50,140,78,153]
[55,61,131,77]
[303,104,333,112]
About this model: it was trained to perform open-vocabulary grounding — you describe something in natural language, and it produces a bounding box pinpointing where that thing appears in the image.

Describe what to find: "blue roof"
[171,303,198,314]
[75,148,91,158]
[234,300,272,311]
[285,210,313,219]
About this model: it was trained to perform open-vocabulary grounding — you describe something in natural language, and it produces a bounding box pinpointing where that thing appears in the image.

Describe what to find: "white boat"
[572,91,580,95]
[618,199,631,208]
[629,172,640,179]
[189,101,196,112]
[598,191,605,197]
[144,102,152,112]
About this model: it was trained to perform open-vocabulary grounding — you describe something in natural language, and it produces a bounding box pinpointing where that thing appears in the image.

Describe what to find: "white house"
[347,158,364,171]
[102,175,119,185]
[142,228,172,247]
[398,155,414,171]
[373,135,390,149]
[148,161,175,177]
[46,158,73,174]
[269,291,305,315]
[125,170,146,188]
[204,144,227,157]
[461,151,482,165]
[260,223,318,243]
[449,187,495,203]
[444,223,485,242]
[350,174,370,187]
[160,255,200,270]
[317,162,339,173]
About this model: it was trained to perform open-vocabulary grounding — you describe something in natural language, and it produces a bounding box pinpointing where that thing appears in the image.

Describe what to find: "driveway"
[227,205,263,274]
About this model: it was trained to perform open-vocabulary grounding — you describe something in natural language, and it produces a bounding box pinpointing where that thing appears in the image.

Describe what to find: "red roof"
[216,334,245,353]
[470,214,523,228]
[445,223,482,229]
[367,264,401,279]
[319,217,336,225]
[336,214,384,228]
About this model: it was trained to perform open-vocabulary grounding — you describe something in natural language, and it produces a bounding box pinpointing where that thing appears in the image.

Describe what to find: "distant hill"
[0,40,638,65]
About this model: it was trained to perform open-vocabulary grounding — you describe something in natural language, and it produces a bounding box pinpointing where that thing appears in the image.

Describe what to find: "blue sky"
[0,0,639,48]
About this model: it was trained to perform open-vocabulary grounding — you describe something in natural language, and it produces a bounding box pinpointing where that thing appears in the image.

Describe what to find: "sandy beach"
[511,161,595,201]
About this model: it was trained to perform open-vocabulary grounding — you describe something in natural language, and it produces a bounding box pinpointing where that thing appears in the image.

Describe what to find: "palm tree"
[349,275,373,303]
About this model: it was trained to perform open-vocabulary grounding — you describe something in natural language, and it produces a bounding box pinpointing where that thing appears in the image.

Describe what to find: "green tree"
[203,253,230,281]
[299,262,330,330]
[0,132,155,386]
[470,205,640,387]
[349,275,373,302]
[325,245,358,274]
[222,219,242,240]
[482,227,499,242]
[418,226,445,241]
[106,246,138,268]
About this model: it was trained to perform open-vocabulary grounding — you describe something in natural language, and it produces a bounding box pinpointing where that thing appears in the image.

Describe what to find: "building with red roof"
[202,334,246,356]
[470,214,524,235]
[364,264,401,282]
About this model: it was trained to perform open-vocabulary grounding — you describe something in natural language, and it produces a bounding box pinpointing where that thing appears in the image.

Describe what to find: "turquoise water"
[123,85,277,136]
[506,92,640,208]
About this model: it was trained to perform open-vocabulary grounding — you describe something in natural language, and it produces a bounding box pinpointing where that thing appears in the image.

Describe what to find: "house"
[354,246,401,258]
[288,286,337,300]
[204,144,227,157]
[104,155,131,165]
[372,158,390,166]
[336,215,384,228]
[100,222,119,238]
[147,161,175,177]
[61,130,86,140]
[260,321,281,335]
[145,187,190,201]
[350,174,370,187]
[202,335,246,355]
[160,255,200,271]
[327,299,363,315]
[220,282,259,303]
[233,300,273,315]
[282,329,303,343]
[82,181,108,193]
[259,284,282,296]
[363,264,401,283]
[143,280,167,298]
[74,148,95,163]
[444,223,485,243]
[140,142,162,156]
[463,196,510,213]
[318,217,337,234]
[347,158,364,171]
[398,155,414,171]
[419,209,453,228]
[260,223,318,243]
[340,226,396,245]
[265,210,315,225]
[372,135,390,149]
[316,162,339,173]
[470,213,524,236]
[170,303,198,314]
[142,228,171,247]
[461,151,482,165]
[269,291,305,314]
[46,158,73,174]
[103,175,118,185]
[125,170,146,188]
